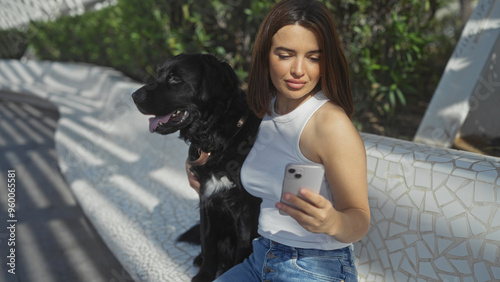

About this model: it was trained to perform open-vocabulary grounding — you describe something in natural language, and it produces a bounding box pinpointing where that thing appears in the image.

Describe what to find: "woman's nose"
[291,58,304,77]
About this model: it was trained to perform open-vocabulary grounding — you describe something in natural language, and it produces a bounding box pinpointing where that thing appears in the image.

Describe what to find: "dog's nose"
[132,88,147,104]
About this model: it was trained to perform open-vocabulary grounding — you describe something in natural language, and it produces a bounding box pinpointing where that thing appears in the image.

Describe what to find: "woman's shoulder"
[301,100,363,163]
[313,101,363,150]
[312,100,354,133]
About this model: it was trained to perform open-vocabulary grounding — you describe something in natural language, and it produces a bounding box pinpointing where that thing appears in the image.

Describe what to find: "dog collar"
[188,149,211,167]
[188,113,248,167]
[234,113,248,133]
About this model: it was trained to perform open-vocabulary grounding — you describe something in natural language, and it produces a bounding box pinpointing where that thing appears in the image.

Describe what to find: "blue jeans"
[214,237,358,282]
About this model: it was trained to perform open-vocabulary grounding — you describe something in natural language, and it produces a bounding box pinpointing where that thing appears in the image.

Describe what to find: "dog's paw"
[177,223,201,244]
[193,254,203,267]
[192,272,214,282]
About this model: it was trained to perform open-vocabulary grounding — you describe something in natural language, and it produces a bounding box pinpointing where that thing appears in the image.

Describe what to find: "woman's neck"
[274,90,318,115]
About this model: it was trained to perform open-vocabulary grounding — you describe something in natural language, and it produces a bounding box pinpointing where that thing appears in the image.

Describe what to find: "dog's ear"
[199,54,239,102]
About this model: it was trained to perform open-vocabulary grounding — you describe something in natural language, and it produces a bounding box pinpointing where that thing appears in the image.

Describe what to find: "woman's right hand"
[186,159,201,194]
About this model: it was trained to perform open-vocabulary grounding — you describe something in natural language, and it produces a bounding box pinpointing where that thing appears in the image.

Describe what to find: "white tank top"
[241,91,352,250]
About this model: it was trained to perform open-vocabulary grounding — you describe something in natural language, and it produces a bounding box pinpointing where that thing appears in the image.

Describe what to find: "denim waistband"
[258,236,353,259]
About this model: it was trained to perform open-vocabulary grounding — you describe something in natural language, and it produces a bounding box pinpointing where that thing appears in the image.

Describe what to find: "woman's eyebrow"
[273,46,322,54]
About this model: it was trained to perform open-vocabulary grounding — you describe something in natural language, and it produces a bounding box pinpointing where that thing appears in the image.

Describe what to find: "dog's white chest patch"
[204,174,234,196]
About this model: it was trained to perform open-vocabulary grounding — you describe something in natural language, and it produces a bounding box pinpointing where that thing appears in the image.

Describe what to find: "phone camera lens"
[288,168,296,174]
[295,173,302,179]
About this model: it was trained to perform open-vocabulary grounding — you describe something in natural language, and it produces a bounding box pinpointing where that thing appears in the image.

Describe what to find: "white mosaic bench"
[360,134,499,281]
[1,59,499,281]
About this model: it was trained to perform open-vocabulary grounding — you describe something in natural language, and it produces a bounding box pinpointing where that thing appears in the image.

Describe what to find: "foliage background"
[0,0,465,138]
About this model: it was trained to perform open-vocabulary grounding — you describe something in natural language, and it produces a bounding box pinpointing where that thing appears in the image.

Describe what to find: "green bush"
[28,0,279,83]
[328,0,458,119]
[29,0,172,81]
[0,28,28,59]
[23,0,459,125]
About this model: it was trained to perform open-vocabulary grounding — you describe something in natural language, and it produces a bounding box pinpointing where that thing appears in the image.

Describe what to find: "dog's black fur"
[132,54,261,281]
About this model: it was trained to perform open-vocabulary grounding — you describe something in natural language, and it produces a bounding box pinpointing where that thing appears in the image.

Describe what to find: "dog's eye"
[168,75,182,85]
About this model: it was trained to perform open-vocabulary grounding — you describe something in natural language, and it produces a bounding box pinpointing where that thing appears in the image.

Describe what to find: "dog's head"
[132,53,241,135]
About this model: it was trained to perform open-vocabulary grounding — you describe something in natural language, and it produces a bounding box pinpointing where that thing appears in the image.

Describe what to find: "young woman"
[188,0,369,280]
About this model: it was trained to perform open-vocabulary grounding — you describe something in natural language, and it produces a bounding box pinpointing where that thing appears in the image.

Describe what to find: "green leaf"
[389,90,396,107]
[396,88,407,106]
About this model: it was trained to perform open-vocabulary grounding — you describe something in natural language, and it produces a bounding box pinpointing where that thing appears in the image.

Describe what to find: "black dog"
[132,54,261,281]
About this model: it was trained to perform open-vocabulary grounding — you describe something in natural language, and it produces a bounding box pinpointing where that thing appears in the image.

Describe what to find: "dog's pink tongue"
[149,114,173,133]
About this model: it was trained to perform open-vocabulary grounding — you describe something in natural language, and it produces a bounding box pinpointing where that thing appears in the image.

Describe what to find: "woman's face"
[269,24,321,112]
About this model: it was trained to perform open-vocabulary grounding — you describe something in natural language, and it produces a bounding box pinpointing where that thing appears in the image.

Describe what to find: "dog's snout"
[132,88,147,104]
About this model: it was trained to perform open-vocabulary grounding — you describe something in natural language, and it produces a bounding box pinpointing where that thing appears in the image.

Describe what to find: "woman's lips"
[285,79,306,90]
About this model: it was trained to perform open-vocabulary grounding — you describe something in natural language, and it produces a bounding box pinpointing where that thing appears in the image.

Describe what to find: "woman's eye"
[309,57,320,63]
[278,54,291,60]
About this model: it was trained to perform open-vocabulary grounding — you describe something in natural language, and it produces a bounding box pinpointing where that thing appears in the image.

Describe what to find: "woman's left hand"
[275,188,338,235]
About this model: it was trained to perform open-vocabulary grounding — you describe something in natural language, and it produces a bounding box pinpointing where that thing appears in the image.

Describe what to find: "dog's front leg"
[234,194,261,263]
[192,199,218,282]
[233,212,255,265]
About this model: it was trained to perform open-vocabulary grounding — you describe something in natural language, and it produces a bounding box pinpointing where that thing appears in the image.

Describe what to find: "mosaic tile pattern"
[0,0,115,30]
[1,60,499,281]
[357,134,500,281]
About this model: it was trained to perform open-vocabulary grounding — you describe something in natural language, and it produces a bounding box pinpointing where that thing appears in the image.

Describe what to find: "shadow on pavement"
[0,91,131,282]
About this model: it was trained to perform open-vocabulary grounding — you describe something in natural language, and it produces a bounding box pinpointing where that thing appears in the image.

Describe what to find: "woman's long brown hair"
[247,0,353,118]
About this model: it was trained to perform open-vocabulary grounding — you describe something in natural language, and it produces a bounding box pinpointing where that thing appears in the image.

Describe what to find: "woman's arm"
[276,102,370,243]
[186,159,201,194]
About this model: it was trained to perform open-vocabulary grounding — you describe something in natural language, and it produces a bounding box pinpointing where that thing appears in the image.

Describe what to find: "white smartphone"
[279,163,325,215]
